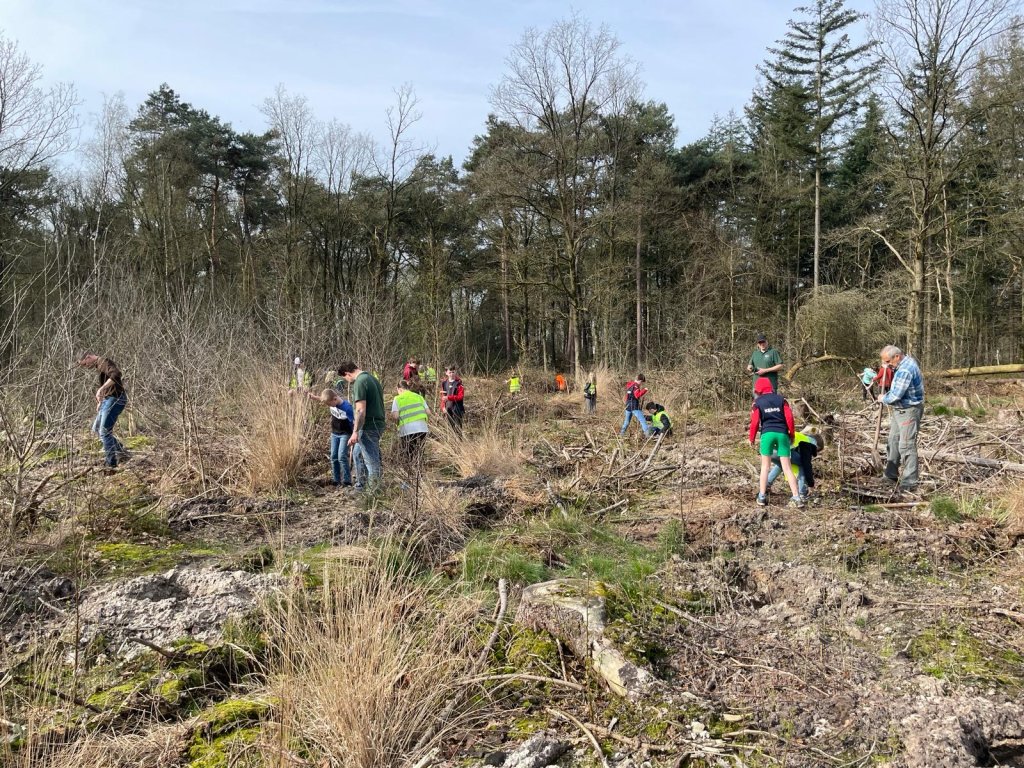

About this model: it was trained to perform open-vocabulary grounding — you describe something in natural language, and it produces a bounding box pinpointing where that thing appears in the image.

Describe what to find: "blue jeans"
[95,394,127,467]
[330,432,352,485]
[767,459,807,496]
[356,427,383,488]
[620,409,651,436]
[351,443,367,487]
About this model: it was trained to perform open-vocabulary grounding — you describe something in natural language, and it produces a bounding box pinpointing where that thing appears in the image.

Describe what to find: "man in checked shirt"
[877,345,925,490]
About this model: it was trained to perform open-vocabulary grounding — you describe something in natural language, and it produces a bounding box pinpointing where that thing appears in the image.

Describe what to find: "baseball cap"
[755,333,767,343]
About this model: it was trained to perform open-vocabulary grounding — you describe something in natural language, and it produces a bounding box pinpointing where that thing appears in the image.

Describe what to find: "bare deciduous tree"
[491,13,640,375]
[871,0,1021,356]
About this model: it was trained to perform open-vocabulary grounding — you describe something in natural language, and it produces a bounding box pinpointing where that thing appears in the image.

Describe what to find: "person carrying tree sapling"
[749,377,803,507]
[645,402,673,437]
[583,371,597,414]
[308,388,354,486]
[620,373,651,437]
[746,332,783,394]
[78,353,129,470]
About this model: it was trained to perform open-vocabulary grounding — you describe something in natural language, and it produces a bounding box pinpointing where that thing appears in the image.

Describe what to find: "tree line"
[2,0,1023,379]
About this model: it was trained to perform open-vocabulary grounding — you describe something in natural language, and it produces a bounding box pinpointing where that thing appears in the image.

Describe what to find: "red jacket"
[871,365,894,389]
[624,381,648,407]
[403,363,418,381]
[441,378,464,409]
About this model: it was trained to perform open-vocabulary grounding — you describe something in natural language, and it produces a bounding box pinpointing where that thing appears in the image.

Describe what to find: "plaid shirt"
[883,355,924,407]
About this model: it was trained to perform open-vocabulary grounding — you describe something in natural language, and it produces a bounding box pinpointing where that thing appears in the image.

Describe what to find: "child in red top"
[619,374,652,437]
[749,378,803,507]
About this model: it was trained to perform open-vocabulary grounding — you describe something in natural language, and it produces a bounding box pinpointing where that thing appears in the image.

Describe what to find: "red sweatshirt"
[748,393,795,442]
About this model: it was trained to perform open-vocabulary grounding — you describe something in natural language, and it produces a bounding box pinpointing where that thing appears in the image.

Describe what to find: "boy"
[766,430,820,501]
[440,366,465,434]
[620,374,651,437]
[645,402,673,436]
[748,377,803,507]
[308,388,355,486]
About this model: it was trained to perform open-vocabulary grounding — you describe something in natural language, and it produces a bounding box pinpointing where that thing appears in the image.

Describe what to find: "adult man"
[877,345,925,490]
[440,366,465,434]
[340,360,386,490]
[78,353,128,469]
[746,333,783,393]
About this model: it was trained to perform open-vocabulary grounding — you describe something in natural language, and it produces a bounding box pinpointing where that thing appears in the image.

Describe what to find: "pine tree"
[762,0,876,292]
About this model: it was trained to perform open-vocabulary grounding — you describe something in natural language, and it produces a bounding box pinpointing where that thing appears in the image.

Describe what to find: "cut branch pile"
[836,406,1024,495]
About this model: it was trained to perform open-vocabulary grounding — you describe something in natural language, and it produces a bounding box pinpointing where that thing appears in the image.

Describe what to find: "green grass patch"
[462,510,678,612]
[909,621,1024,691]
[94,542,221,573]
[930,494,988,523]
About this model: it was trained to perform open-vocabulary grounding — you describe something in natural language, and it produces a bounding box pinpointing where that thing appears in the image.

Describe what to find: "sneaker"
[788,496,805,509]
[799,494,808,504]
[756,494,767,506]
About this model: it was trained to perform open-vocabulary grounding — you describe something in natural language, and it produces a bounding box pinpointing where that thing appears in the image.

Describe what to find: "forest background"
[2,0,1024,399]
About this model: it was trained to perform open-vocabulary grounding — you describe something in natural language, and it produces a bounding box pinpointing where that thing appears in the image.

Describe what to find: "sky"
[0,0,876,165]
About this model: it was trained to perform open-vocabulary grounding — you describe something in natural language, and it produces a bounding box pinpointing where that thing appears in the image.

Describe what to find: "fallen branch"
[590,498,627,517]
[476,578,508,668]
[125,635,179,661]
[919,450,1024,474]
[783,355,852,382]
[462,673,584,691]
[546,707,609,768]
[936,363,1024,378]
[13,675,103,714]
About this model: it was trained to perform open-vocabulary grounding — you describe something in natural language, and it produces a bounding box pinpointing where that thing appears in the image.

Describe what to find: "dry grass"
[2,726,192,768]
[239,378,312,493]
[268,546,481,768]
[432,413,526,480]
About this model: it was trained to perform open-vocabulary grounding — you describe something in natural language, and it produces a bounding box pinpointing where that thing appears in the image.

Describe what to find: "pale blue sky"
[1,0,875,163]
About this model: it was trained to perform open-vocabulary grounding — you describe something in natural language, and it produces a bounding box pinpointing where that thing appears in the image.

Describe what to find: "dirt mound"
[75,566,278,657]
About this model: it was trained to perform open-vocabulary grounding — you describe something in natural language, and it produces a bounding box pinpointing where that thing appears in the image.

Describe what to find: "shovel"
[870,402,885,470]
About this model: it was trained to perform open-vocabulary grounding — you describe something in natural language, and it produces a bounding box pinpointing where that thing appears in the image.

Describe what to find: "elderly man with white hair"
[877,344,925,490]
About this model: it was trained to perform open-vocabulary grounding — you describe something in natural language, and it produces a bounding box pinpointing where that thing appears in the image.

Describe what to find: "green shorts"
[759,432,791,457]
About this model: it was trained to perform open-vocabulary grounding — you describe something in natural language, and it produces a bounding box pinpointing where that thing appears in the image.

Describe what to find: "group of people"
[78,336,926,502]
[619,374,672,438]
[300,360,467,491]
[743,334,925,508]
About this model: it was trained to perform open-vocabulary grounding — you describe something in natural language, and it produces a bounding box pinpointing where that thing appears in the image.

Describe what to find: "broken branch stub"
[515,578,658,700]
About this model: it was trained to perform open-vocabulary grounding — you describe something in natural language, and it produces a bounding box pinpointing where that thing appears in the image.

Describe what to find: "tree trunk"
[635,221,643,370]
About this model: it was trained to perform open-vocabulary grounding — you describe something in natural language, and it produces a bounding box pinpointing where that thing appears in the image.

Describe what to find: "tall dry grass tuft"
[240,377,312,493]
[269,547,481,768]
[432,413,525,480]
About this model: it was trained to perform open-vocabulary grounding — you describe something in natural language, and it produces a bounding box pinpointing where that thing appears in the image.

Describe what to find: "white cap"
[294,357,301,365]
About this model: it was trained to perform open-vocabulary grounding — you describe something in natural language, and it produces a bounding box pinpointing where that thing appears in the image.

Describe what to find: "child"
[748,377,803,507]
[645,402,673,436]
[620,374,651,437]
[440,366,465,434]
[390,378,430,467]
[859,366,876,401]
[308,388,354,486]
[583,372,597,414]
[766,430,821,501]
